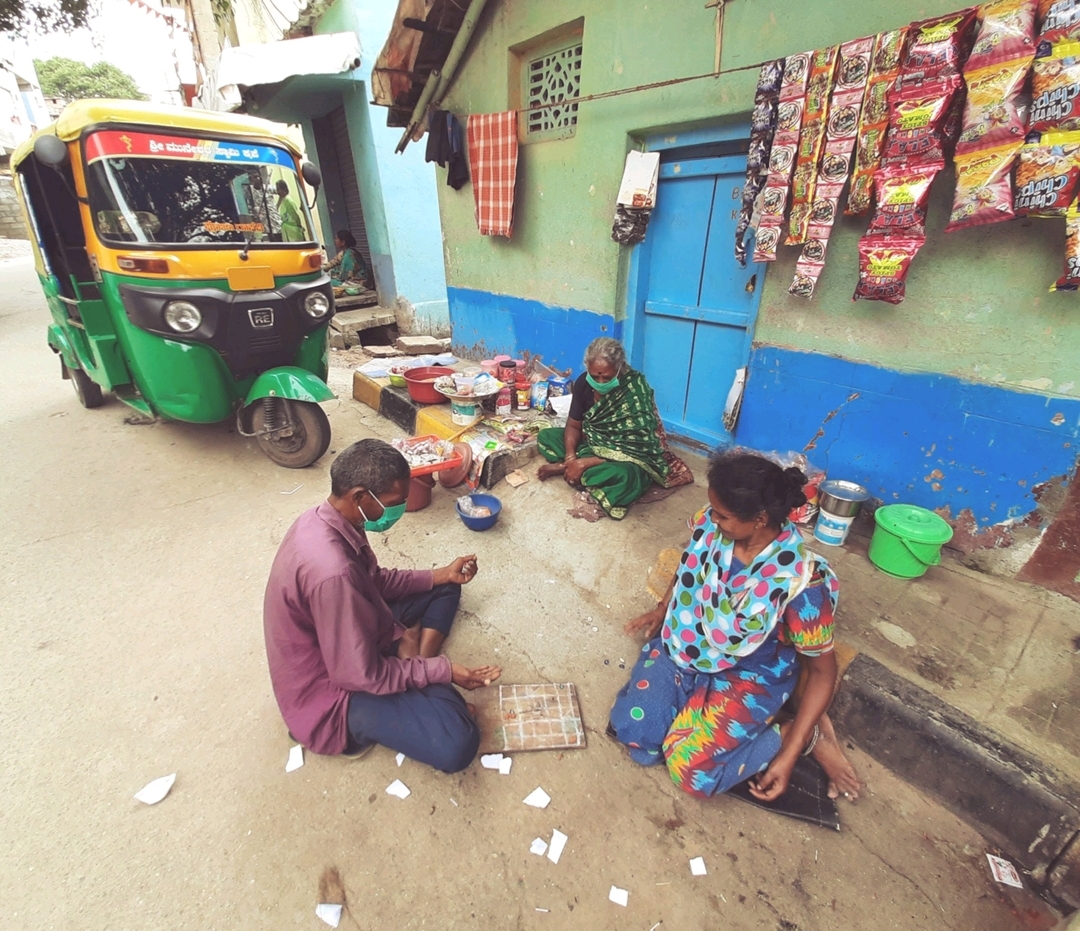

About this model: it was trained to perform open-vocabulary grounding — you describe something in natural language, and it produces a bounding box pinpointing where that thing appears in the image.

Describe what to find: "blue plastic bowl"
[455,493,502,531]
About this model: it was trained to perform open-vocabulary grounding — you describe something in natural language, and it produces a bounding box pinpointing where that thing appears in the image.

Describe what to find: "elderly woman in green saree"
[537,337,692,519]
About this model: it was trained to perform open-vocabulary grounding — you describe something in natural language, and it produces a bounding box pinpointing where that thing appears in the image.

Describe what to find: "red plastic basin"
[402,366,454,404]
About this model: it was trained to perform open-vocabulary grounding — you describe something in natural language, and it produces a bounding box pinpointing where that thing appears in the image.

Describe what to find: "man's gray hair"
[583,336,626,372]
[330,438,410,497]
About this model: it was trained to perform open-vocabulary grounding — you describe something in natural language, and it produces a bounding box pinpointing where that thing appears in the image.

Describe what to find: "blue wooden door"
[636,155,764,447]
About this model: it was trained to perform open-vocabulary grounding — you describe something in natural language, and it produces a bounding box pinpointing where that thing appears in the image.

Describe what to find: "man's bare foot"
[465,702,477,718]
[812,713,862,801]
[537,462,565,481]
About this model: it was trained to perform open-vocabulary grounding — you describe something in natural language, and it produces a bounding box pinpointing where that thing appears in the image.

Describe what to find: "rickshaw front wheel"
[251,398,331,469]
[62,362,105,409]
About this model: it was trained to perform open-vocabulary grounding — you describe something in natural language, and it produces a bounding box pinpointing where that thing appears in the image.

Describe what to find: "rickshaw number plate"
[248,308,274,328]
[228,265,275,291]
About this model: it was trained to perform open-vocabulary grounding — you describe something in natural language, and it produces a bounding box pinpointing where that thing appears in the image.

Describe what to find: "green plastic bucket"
[869,504,954,579]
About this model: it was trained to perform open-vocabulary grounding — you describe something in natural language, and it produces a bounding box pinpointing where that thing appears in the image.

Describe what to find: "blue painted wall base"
[448,286,622,372]
[736,347,1080,527]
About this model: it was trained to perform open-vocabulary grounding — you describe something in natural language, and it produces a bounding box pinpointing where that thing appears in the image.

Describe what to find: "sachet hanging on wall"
[735,59,784,266]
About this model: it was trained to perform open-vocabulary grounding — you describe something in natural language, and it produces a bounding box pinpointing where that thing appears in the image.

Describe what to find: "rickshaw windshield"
[83,129,315,246]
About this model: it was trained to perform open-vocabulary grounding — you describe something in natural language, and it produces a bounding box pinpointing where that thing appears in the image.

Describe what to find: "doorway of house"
[629,141,765,449]
[311,106,374,289]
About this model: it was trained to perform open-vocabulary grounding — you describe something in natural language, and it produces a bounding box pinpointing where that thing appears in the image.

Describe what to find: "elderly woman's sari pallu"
[537,368,685,519]
[610,509,838,797]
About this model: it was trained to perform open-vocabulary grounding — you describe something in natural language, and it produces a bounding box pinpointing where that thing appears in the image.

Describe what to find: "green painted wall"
[439,0,1080,399]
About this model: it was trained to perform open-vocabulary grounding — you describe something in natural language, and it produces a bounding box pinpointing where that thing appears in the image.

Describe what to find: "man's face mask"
[586,372,620,394]
[359,491,406,533]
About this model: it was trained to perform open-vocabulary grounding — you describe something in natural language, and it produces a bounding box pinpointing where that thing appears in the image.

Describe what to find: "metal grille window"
[525,42,582,140]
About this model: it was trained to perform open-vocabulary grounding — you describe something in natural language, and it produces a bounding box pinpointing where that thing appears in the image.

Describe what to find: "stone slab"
[331,307,397,334]
[351,370,383,412]
[395,335,452,355]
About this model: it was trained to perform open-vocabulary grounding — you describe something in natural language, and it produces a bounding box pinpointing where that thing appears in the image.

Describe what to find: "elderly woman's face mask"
[586,359,621,394]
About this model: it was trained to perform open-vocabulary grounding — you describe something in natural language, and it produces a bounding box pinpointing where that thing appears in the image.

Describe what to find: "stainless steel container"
[817,480,870,518]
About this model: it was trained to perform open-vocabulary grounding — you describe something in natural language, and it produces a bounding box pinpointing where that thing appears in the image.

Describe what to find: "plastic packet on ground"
[1014,132,1080,215]
[853,235,926,304]
[946,142,1023,231]
[457,496,492,518]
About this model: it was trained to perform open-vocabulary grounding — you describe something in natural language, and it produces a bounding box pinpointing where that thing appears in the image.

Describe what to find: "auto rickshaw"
[12,99,337,468]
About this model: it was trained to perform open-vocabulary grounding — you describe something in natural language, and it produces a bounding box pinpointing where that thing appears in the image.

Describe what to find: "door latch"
[745,274,757,294]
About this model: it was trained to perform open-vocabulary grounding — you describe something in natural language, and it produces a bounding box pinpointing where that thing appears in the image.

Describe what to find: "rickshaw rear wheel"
[63,362,105,409]
[252,398,331,469]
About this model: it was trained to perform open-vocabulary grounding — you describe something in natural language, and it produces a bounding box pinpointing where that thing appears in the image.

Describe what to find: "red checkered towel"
[467,111,520,238]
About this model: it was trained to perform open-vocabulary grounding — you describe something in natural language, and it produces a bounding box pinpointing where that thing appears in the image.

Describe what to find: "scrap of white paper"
[134,773,176,805]
[315,903,342,927]
[535,907,550,912]
[285,744,304,773]
[689,856,707,876]
[530,837,548,856]
[480,753,503,770]
[499,757,513,776]
[523,787,551,809]
[608,885,629,907]
[395,752,405,767]
[385,779,411,799]
[986,854,1023,888]
[547,829,568,864]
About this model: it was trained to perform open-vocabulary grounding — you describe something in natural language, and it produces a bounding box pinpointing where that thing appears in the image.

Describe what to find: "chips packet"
[1050,199,1080,288]
[967,0,1039,70]
[946,142,1024,230]
[897,8,979,89]
[1039,0,1080,46]
[1030,41,1080,133]
[958,59,1032,152]
[868,166,941,236]
[786,45,840,244]
[882,80,957,167]
[853,235,926,304]
[1014,131,1080,214]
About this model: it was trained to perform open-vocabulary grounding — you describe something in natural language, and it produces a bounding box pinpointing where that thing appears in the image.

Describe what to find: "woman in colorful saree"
[536,337,691,519]
[324,229,370,288]
[609,451,861,802]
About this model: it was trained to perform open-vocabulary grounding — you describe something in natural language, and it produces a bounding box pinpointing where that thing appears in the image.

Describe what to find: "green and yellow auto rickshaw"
[12,99,337,468]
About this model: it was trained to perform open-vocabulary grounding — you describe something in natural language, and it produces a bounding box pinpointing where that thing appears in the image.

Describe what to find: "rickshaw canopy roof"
[11,99,303,169]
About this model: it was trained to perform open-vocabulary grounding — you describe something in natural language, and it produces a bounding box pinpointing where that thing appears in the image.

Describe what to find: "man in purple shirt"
[264,438,501,772]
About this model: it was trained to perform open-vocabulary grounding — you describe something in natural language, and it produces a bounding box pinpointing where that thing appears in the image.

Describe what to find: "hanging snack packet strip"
[1030,41,1080,133]
[754,51,812,263]
[946,141,1024,230]
[1014,131,1080,215]
[966,0,1038,71]
[1039,0,1080,46]
[848,28,908,215]
[881,80,957,168]
[1051,199,1080,288]
[957,60,1033,152]
[853,235,926,304]
[785,45,840,245]
[735,59,785,267]
[790,36,873,298]
[896,8,979,90]
[868,166,941,237]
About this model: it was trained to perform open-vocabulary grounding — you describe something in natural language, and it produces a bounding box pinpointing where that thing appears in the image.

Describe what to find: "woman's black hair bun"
[782,466,808,510]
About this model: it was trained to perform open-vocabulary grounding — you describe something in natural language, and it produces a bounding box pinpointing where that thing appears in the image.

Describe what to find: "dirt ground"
[0,253,1061,931]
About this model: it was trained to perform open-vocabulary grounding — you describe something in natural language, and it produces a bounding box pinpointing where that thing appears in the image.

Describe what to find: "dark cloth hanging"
[611,206,652,245]
[425,109,470,191]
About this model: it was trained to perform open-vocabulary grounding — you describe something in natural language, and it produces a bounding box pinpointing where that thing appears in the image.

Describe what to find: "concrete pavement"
[0,252,1061,930]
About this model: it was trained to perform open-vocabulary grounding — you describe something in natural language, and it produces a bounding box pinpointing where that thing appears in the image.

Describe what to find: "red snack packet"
[853,235,926,304]
[898,8,979,88]
[1040,0,1080,46]
[946,142,1022,231]
[967,0,1038,71]
[1051,200,1080,289]
[868,166,941,237]
[1030,42,1080,134]
[1014,132,1080,215]
[958,60,1031,152]
[882,80,956,168]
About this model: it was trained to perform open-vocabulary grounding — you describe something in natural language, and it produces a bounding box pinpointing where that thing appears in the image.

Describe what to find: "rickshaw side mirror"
[34,134,69,169]
[301,161,322,189]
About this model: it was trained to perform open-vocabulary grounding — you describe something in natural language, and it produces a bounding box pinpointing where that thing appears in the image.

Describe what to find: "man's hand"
[451,663,502,689]
[748,751,797,802]
[624,605,665,639]
[434,555,478,586]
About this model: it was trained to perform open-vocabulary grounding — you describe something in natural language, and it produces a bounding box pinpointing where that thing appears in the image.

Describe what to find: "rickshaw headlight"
[303,291,330,318]
[164,301,202,333]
